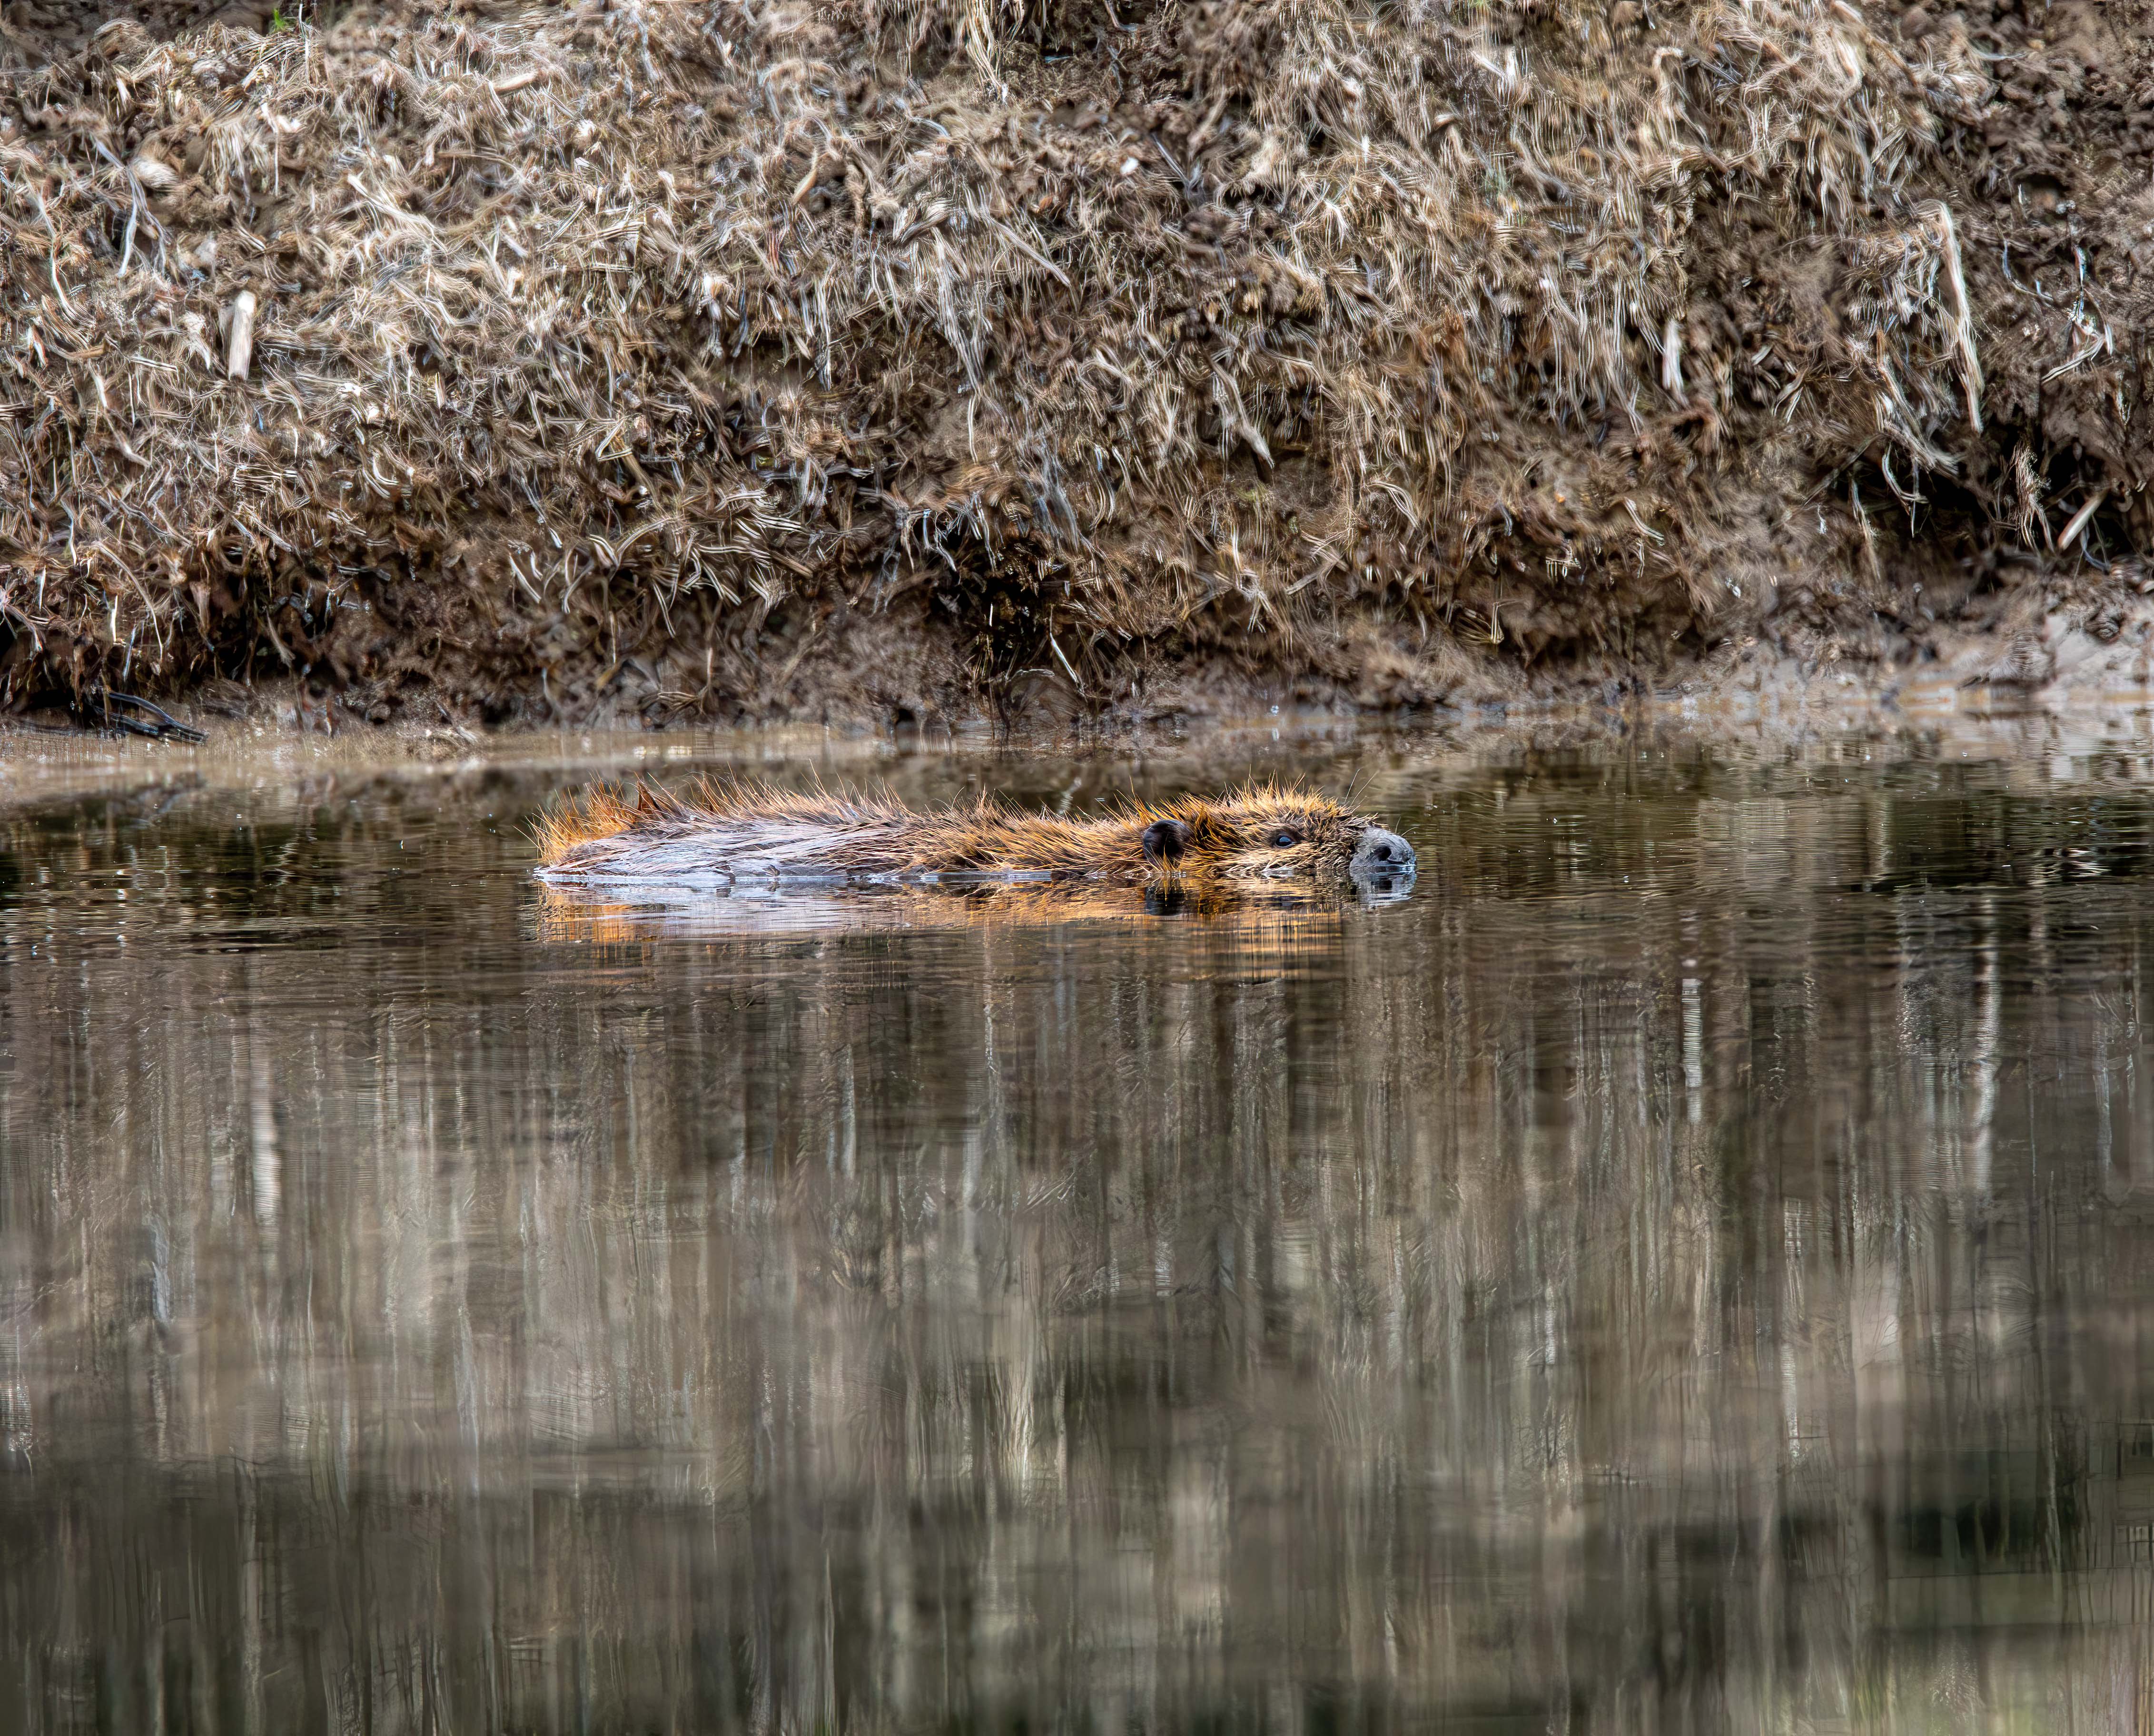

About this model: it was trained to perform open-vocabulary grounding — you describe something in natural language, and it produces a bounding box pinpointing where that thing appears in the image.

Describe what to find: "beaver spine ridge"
[534,779,1415,888]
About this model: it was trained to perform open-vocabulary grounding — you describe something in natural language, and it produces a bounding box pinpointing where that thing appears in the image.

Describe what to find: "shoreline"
[7,0,2153,735]
[11,676,2154,818]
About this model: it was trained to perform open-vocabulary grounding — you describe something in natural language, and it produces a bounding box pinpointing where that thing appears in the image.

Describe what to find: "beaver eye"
[1271,829,1299,848]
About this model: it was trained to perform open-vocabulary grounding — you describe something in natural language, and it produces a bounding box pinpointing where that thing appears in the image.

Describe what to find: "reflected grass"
[4,731,2154,1731]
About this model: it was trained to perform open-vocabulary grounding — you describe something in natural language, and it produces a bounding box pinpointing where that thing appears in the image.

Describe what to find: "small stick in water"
[226,291,257,383]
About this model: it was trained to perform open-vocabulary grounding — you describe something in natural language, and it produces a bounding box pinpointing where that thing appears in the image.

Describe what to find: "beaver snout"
[1350,827,1415,878]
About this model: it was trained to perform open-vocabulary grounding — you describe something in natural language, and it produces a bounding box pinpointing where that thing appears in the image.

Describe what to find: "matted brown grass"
[0,0,2146,720]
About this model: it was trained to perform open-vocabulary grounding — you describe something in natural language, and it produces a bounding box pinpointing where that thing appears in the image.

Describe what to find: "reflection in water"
[5,736,2154,1731]
[535,869,1415,941]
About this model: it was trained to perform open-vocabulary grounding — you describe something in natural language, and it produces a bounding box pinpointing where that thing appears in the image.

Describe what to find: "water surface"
[6,724,2154,1732]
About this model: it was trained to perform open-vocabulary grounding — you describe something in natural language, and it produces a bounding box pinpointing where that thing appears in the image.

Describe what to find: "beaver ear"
[1141,818,1192,864]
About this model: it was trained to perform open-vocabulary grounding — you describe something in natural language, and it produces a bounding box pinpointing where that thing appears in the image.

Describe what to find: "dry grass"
[0,0,2141,716]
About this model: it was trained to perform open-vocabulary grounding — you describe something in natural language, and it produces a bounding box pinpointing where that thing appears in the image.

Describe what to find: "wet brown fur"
[536,778,1387,885]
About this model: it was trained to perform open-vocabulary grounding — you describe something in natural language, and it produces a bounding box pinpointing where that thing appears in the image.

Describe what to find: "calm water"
[7,725,2154,1732]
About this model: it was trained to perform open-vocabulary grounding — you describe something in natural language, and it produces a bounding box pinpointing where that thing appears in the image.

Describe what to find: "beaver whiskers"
[534,779,1415,889]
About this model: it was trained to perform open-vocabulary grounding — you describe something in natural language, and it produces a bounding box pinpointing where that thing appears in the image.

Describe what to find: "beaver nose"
[1351,827,1416,876]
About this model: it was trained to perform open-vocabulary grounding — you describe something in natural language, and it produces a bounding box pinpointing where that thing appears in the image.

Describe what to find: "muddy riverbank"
[3,0,2154,727]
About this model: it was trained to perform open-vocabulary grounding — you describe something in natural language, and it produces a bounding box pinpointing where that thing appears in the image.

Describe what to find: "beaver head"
[1136,788,1415,885]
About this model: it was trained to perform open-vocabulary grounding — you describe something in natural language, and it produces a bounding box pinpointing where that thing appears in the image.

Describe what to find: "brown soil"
[1,0,2151,730]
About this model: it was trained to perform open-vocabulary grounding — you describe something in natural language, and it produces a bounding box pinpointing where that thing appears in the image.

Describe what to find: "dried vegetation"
[0,0,2149,722]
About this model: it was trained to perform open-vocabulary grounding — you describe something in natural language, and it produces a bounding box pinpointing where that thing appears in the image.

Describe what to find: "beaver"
[534,779,1416,889]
